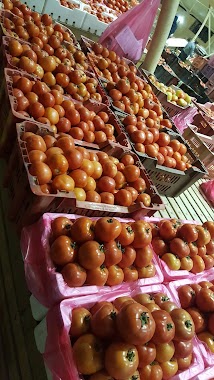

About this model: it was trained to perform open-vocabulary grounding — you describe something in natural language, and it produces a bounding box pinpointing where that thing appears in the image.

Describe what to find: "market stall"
[0,0,213,380]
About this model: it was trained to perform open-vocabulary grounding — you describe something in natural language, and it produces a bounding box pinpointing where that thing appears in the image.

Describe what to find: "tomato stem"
[166,323,173,331]
[126,350,135,362]
[140,312,149,326]
[110,311,117,320]
[185,320,193,329]
[107,219,114,224]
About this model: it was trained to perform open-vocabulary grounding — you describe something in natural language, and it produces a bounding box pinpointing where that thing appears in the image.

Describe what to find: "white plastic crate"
[82,12,108,36]
[42,0,72,23]
[23,0,46,13]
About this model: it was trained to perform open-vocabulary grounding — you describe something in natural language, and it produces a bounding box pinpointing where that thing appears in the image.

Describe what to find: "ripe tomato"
[139,362,163,380]
[104,241,122,266]
[137,342,156,367]
[117,224,134,246]
[162,253,181,270]
[123,266,138,282]
[203,221,214,239]
[160,358,178,379]
[105,265,124,286]
[186,307,207,333]
[208,313,214,335]
[94,218,122,243]
[78,241,105,270]
[173,340,193,359]
[134,245,153,267]
[189,242,198,257]
[70,307,91,338]
[152,237,169,256]
[73,334,104,375]
[155,342,175,363]
[137,264,156,279]
[29,161,52,184]
[51,216,72,239]
[91,304,118,339]
[170,309,195,341]
[151,310,175,344]
[198,332,214,353]
[177,354,192,371]
[115,189,133,206]
[196,226,211,246]
[61,262,86,287]
[178,224,198,243]
[118,246,136,268]
[191,255,205,274]
[178,285,196,308]
[70,217,94,243]
[117,303,155,345]
[86,265,108,286]
[159,220,177,241]
[132,221,152,248]
[51,174,75,192]
[196,288,214,312]
[170,238,190,258]
[65,149,83,170]
[105,342,139,379]
[47,154,69,176]
[50,235,76,266]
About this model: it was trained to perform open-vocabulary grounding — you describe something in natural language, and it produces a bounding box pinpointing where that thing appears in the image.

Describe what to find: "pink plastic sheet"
[168,272,214,367]
[21,213,163,308]
[172,106,198,134]
[200,181,214,206]
[99,0,160,62]
[43,284,204,380]
[195,366,214,380]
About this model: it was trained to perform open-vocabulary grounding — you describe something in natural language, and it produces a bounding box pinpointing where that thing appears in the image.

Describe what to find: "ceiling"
[180,0,214,28]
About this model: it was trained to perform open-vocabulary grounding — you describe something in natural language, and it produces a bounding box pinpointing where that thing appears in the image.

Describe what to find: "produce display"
[69,291,196,379]
[151,220,214,273]
[21,130,158,207]
[148,75,192,108]
[177,281,214,354]
[49,216,156,287]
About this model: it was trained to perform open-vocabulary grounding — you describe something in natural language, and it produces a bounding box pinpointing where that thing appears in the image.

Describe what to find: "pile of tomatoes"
[103,0,131,14]
[60,0,79,10]
[151,219,214,273]
[23,131,154,206]
[178,280,214,354]
[123,115,191,170]
[70,291,196,379]
[50,216,156,287]
[12,76,114,141]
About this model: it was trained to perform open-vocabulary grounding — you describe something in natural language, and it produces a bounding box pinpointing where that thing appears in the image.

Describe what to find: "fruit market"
[0,0,214,379]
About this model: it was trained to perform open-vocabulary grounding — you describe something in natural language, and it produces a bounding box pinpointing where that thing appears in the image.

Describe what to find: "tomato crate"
[137,130,208,197]
[0,68,130,156]
[183,126,214,179]
[6,122,165,231]
[0,9,80,47]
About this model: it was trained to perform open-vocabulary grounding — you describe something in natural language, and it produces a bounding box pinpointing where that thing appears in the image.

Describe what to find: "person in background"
[168,15,179,38]
[179,38,198,62]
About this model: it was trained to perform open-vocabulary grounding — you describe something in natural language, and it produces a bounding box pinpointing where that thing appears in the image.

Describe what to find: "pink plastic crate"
[21,213,164,308]
[42,284,204,380]
[168,272,214,367]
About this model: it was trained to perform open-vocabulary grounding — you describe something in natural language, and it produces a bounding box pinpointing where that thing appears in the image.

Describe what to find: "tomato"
[180,256,193,271]
[132,221,152,248]
[160,358,178,380]
[94,218,122,243]
[153,293,170,307]
[206,240,214,255]
[177,353,192,370]
[189,242,198,257]
[170,238,190,258]
[47,154,68,176]
[178,223,198,243]
[116,303,155,345]
[132,178,146,193]
[196,225,211,246]
[70,307,91,338]
[70,217,94,243]
[161,301,178,313]
[174,340,193,359]
[61,261,86,286]
[198,332,214,353]
[91,162,103,180]
[86,265,108,286]
[51,216,72,239]
[208,313,214,335]
[117,245,136,268]
[114,189,133,207]
[159,220,177,241]
[91,304,117,339]
[136,342,156,368]
[203,221,214,239]
[105,342,138,379]
[151,310,175,344]
[178,285,196,309]
[104,241,122,267]
[152,237,168,256]
[123,266,138,282]
[73,334,104,375]
[170,309,195,341]
[186,307,206,333]
[78,241,105,270]
[139,362,163,380]
[191,283,202,297]
[155,342,175,363]
[157,133,170,147]
[196,288,214,312]
[191,255,205,273]
[137,264,156,279]
[106,265,124,286]
[29,161,52,185]
[52,174,75,192]
[64,149,84,171]
[28,149,47,164]
[50,235,76,266]
[134,246,153,267]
